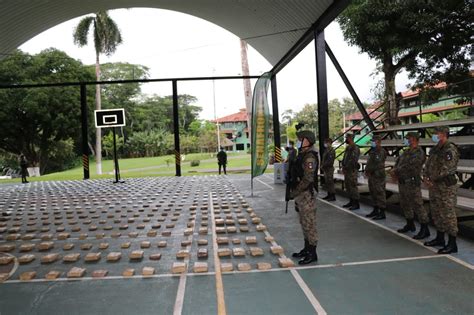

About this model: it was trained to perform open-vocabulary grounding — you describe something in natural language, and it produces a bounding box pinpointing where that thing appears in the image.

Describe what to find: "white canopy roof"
[0,0,336,66]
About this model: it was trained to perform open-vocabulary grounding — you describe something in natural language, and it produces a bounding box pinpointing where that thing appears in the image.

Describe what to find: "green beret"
[434,126,449,134]
[297,130,316,144]
[405,132,420,139]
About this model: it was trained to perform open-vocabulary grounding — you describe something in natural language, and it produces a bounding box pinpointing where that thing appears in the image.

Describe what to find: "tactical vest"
[292,150,319,191]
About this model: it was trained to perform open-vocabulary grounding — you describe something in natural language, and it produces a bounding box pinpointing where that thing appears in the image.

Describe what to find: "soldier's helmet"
[297,130,316,144]
[434,126,449,134]
[405,132,420,140]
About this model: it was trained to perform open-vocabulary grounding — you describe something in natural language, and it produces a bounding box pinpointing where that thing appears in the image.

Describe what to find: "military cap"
[371,135,382,141]
[405,132,420,140]
[434,126,449,134]
[296,130,316,144]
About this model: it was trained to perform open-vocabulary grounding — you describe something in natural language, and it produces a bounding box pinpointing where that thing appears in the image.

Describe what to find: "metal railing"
[333,102,386,159]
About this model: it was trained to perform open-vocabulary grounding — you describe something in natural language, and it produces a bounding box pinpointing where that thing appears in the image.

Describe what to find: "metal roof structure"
[0,0,347,69]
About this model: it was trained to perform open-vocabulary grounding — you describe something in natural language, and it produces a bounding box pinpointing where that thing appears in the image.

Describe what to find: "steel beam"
[325,42,376,131]
[271,75,282,162]
[172,80,181,177]
[80,84,89,180]
[271,0,351,75]
[315,30,329,158]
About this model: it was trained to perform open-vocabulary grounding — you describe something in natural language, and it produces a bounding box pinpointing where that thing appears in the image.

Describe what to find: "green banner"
[251,72,271,178]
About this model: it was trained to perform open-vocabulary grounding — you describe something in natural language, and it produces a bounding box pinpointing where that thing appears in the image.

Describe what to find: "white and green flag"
[251,72,271,179]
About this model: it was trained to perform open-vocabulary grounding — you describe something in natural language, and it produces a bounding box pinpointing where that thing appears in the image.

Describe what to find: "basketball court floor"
[0,175,473,314]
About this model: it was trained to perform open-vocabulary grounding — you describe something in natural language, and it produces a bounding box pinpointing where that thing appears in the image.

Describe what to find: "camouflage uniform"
[424,141,460,236]
[365,147,387,208]
[342,143,360,200]
[292,149,318,246]
[321,146,336,194]
[393,147,428,223]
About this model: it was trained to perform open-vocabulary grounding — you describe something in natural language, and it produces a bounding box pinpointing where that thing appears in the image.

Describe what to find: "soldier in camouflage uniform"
[342,133,360,210]
[423,126,460,254]
[390,132,429,239]
[364,135,387,220]
[321,138,336,201]
[290,130,319,265]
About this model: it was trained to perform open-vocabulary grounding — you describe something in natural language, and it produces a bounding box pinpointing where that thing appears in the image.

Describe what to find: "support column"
[271,75,282,163]
[325,42,376,131]
[80,84,90,180]
[315,30,329,157]
[172,80,181,176]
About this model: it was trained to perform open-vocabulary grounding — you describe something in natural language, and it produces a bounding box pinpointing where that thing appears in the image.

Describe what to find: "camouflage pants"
[323,167,335,194]
[399,183,428,223]
[295,190,318,246]
[344,169,359,200]
[368,175,386,208]
[428,182,458,236]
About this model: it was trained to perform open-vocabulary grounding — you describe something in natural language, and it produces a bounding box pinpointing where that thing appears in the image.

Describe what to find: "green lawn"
[1,152,259,183]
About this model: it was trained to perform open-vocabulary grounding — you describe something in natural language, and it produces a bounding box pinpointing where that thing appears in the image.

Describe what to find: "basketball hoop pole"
[112,127,123,183]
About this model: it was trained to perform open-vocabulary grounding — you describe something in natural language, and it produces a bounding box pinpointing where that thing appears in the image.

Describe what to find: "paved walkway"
[0,175,472,314]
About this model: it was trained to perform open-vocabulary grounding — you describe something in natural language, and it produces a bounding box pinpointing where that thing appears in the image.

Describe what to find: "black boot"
[343,199,353,208]
[365,207,379,218]
[292,239,309,258]
[397,219,415,233]
[438,235,458,254]
[372,208,386,220]
[298,245,318,265]
[413,224,430,240]
[349,200,360,210]
[326,193,336,201]
[322,193,331,200]
[424,231,445,247]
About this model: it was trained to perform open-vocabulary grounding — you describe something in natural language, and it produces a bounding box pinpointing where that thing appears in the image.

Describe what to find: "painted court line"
[290,269,327,315]
[0,253,19,282]
[173,228,195,314]
[209,193,227,315]
[255,178,274,190]
[261,224,326,314]
[318,197,474,271]
[2,254,449,284]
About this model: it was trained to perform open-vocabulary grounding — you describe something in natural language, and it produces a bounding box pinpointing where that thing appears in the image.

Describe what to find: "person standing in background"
[217,147,227,175]
[342,133,360,210]
[19,154,29,184]
[321,138,336,201]
[423,126,460,254]
[391,132,429,239]
[364,135,387,220]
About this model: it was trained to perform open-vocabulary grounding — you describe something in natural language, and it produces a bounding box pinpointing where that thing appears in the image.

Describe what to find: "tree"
[294,103,318,135]
[338,0,473,125]
[99,62,149,142]
[73,11,123,174]
[0,49,94,173]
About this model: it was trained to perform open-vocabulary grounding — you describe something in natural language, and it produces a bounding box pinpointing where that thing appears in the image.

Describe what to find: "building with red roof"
[213,109,251,152]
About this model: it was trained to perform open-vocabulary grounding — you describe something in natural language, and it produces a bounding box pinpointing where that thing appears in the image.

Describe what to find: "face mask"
[370,141,376,148]
[403,139,410,146]
[296,140,302,149]
[432,134,439,143]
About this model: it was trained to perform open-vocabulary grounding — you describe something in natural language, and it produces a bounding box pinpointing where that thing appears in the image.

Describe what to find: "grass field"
[1,152,262,183]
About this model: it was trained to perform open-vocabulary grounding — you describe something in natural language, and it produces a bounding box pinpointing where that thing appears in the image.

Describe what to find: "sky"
[19,8,413,120]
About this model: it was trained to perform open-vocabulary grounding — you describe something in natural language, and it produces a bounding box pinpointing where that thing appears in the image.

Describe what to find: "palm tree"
[73,11,122,175]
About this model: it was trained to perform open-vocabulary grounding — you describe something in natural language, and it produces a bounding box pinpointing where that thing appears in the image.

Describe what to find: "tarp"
[251,72,271,178]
